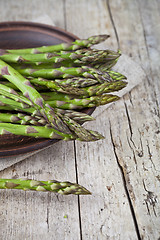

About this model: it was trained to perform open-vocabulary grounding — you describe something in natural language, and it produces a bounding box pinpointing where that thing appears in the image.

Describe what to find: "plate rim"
[0,21,79,40]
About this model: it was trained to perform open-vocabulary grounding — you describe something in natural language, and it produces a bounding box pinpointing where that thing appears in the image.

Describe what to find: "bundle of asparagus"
[0,34,127,142]
[0,34,127,195]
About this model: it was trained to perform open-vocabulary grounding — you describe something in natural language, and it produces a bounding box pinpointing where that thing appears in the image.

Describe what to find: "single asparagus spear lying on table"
[0,178,91,195]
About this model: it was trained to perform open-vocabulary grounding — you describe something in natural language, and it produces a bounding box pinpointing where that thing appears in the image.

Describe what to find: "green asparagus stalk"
[105,71,126,81]
[62,115,103,141]
[0,178,91,195]
[28,78,92,95]
[0,122,74,140]
[15,66,113,82]
[2,34,110,54]
[40,80,127,97]
[10,62,62,70]
[0,122,104,141]
[0,105,94,124]
[0,105,14,111]
[0,112,48,126]
[0,50,102,64]
[93,61,116,71]
[46,94,120,110]
[94,58,119,71]
[0,48,119,65]
[55,109,95,124]
[54,77,98,88]
[10,50,120,70]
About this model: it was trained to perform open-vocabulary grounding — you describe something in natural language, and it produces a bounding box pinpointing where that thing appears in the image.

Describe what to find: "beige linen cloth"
[0,16,146,171]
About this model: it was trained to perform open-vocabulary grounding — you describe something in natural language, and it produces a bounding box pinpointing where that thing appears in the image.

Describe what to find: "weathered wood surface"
[0,0,160,239]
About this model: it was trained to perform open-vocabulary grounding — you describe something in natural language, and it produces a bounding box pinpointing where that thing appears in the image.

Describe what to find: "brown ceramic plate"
[0,21,95,157]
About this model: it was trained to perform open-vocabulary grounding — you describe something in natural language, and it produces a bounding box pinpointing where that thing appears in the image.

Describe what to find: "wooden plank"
[0,0,65,28]
[108,0,160,239]
[0,0,159,239]
[0,1,81,239]
[65,0,138,239]
[0,141,82,240]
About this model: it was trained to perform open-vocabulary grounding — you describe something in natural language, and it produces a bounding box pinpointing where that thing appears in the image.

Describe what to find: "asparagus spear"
[10,50,120,70]
[0,110,94,125]
[40,80,127,97]
[0,112,48,126]
[0,48,119,65]
[0,178,91,195]
[0,103,94,125]
[62,115,103,141]
[0,122,74,140]
[0,122,104,141]
[27,78,92,95]
[54,77,98,88]
[55,109,95,124]
[15,66,113,82]
[46,94,120,109]
[1,34,110,54]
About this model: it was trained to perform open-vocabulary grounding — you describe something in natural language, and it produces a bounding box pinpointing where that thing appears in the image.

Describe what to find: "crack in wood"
[124,102,137,149]
[106,1,142,238]
[146,140,157,171]
[109,121,141,240]
[126,135,138,169]
[137,129,144,158]
[46,206,49,232]
[73,141,83,240]
[106,0,120,50]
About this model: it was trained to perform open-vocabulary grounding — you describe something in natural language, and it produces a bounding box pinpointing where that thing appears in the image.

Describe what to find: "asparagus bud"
[0,178,91,195]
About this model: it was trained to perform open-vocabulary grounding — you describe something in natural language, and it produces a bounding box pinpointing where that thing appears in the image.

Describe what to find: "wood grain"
[0,0,159,239]
[108,0,160,239]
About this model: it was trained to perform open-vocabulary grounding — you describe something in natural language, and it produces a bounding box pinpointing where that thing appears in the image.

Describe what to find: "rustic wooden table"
[0,0,160,239]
